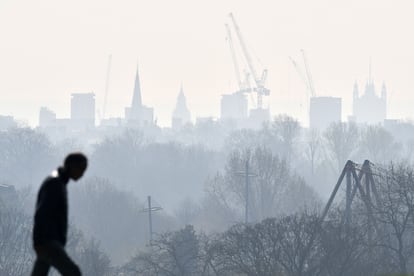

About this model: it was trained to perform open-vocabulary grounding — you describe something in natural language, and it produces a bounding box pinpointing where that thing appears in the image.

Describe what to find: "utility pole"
[142,195,162,244]
[235,158,256,224]
[148,196,153,242]
[244,160,249,223]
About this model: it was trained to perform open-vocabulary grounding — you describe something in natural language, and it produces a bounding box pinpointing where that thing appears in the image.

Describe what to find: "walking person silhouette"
[31,153,87,276]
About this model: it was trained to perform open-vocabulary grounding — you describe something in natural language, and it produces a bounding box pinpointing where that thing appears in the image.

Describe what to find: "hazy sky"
[1,0,413,127]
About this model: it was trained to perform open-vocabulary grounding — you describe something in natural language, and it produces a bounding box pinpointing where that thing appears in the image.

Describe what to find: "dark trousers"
[31,241,81,276]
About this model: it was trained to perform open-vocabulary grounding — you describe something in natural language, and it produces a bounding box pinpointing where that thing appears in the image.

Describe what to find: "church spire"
[175,82,188,113]
[353,81,359,100]
[381,81,387,100]
[179,81,184,96]
[172,83,191,128]
[131,64,142,110]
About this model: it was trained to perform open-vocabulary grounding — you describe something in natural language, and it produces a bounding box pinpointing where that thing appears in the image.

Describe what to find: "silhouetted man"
[31,152,87,276]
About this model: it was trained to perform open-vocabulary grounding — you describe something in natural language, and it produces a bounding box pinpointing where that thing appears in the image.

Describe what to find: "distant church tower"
[172,83,191,128]
[352,62,387,124]
[130,65,143,117]
[125,65,154,126]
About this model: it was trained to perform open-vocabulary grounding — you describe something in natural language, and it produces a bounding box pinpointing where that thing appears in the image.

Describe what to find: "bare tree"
[0,206,33,276]
[323,122,359,172]
[317,209,381,276]
[209,221,284,276]
[91,129,144,190]
[271,115,301,164]
[208,213,324,276]
[206,147,319,223]
[372,164,414,274]
[70,177,153,264]
[0,128,56,188]
[359,125,400,163]
[123,225,200,276]
[304,128,321,176]
[403,138,414,164]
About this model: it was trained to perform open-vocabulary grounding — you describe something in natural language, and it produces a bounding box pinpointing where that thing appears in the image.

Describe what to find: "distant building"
[39,107,56,127]
[71,93,95,129]
[0,115,17,130]
[100,118,124,128]
[196,116,216,125]
[125,66,154,126]
[54,118,73,129]
[220,92,248,121]
[172,84,191,129]
[249,107,270,128]
[220,92,270,129]
[353,80,387,125]
[309,96,342,130]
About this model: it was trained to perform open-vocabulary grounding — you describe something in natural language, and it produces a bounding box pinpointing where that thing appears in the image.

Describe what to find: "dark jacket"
[33,167,69,246]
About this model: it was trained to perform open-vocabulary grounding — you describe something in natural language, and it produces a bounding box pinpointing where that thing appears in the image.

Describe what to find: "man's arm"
[34,180,61,243]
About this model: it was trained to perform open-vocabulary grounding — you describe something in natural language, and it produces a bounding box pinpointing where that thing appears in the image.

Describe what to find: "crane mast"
[301,49,316,97]
[229,13,259,86]
[289,56,310,93]
[225,23,244,91]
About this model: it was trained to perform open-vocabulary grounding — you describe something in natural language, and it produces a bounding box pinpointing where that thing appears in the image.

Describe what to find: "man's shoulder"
[41,172,62,190]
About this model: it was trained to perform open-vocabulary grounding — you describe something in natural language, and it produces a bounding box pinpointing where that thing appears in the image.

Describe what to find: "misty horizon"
[3,2,414,275]
[1,1,414,127]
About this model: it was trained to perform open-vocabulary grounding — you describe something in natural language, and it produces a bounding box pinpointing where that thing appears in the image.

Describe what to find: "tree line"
[1,117,414,275]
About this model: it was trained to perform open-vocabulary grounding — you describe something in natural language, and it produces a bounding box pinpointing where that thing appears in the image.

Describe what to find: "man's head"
[63,152,88,181]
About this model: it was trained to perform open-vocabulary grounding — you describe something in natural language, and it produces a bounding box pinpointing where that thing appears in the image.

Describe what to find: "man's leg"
[31,258,50,276]
[35,241,81,276]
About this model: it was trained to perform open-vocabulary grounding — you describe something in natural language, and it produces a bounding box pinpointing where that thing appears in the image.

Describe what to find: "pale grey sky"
[0,0,413,127]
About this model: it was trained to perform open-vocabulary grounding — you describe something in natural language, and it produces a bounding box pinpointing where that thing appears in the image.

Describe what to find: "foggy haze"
[1,0,413,126]
[3,1,414,275]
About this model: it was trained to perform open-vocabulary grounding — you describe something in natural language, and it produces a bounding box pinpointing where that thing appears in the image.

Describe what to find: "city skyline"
[1,0,413,127]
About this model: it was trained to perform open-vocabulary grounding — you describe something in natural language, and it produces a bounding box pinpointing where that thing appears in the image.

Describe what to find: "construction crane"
[289,56,309,93]
[227,13,270,109]
[301,49,316,97]
[225,23,245,92]
[289,50,317,98]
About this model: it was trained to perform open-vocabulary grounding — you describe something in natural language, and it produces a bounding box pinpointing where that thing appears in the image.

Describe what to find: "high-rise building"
[125,65,154,126]
[39,107,56,127]
[71,93,95,129]
[172,84,191,129]
[220,92,248,121]
[309,96,342,130]
[0,115,16,130]
[353,78,387,125]
[248,107,270,128]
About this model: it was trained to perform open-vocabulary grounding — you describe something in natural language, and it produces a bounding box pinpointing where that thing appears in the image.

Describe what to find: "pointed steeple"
[131,64,142,110]
[365,77,375,97]
[353,81,359,100]
[172,83,191,128]
[176,82,187,110]
[125,63,154,125]
[381,82,387,100]
[364,58,376,96]
[180,81,184,96]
